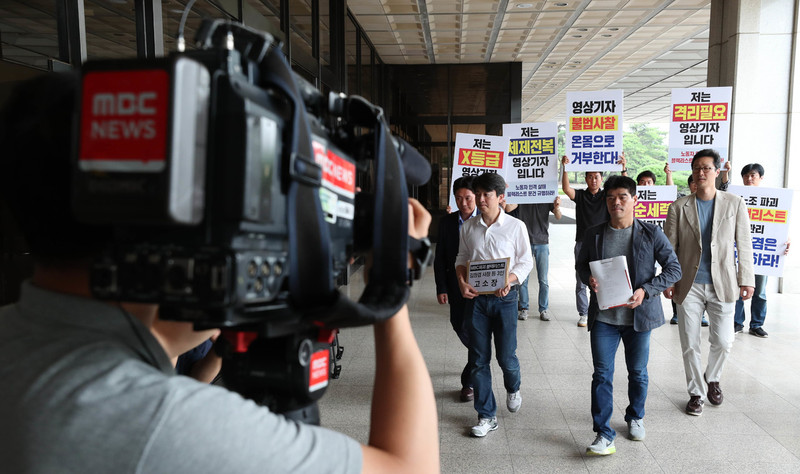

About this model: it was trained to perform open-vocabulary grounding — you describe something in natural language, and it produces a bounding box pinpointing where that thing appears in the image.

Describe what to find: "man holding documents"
[577,176,681,456]
[456,173,533,438]
[664,149,754,417]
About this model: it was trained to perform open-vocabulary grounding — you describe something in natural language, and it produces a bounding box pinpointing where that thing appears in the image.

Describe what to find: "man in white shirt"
[455,173,533,437]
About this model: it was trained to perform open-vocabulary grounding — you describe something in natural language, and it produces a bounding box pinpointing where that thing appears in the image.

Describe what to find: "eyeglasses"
[692,166,716,173]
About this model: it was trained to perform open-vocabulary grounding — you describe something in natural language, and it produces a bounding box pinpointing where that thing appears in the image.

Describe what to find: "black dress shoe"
[749,327,769,338]
[460,386,474,402]
[705,374,723,406]
[686,395,704,416]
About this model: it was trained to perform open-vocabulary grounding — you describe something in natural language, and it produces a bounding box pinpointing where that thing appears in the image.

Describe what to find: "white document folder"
[588,255,633,310]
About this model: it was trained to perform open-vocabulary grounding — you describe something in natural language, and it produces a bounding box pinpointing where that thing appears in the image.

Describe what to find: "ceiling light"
[572,60,581,64]
[602,34,612,37]
[555,2,568,6]
[609,27,619,31]
[577,28,588,32]
[516,3,533,7]
[572,35,582,38]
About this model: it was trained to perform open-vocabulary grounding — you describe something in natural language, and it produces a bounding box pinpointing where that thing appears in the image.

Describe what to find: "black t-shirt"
[573,188,609,242]
[515,203,555,245]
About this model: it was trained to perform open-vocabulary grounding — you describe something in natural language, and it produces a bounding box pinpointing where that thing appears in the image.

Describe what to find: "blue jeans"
[518,244,550,312]
[590,321,651,441]
[468,288,521,418]
[734,274,767,329]
[574,242,589,316]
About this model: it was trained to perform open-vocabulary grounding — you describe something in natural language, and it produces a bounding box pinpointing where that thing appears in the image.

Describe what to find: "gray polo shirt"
[0,282,362,474]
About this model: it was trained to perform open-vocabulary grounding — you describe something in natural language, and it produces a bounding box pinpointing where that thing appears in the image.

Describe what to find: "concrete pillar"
[708,0,800,293]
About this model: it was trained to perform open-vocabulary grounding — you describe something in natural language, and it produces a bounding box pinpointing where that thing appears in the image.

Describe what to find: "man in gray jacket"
[577,175,681,456]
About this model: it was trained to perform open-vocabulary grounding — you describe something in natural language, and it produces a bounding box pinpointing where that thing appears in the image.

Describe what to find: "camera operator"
[0,72,438,473]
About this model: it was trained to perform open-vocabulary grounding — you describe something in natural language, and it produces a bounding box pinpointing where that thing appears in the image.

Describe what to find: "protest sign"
[728,185,793,277]
[668,87,732,171]
[502,122,558,204]
[565,90,623,172]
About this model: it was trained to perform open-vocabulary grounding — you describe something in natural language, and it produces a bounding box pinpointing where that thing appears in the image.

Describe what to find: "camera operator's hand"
[407,198,431,241]
[151,317,220,363]
[363,198,438,473]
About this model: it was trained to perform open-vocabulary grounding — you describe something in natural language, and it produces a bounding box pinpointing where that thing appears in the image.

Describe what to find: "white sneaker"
[586,434,616,455]
[577,315,588,327]
[471,417,498,437]
[506,390,522,412]
[539,310,550,321]
[518,309,529,321]
[628,418,645,441]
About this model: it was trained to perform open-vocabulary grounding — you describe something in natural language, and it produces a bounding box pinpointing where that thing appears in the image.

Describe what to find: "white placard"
[668,87,732,171]
[588,255,633,310]
[565,90,623,172]
[634,185,678,230]
[502,122,559,204]
[727,185,793,277]
[448,133,509,211]
[468,258,510,295]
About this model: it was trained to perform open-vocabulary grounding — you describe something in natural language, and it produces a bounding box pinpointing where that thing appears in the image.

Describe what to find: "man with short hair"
[577,175,681,456]
[733,163,791,338]
[456,173,533,437]
[664,149,755,416]
[561,155,627,327]
[504,197,562,322]
[435,176,478,401]
[635,170,657,186]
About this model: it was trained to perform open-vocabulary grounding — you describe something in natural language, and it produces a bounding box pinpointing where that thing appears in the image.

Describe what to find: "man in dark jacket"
[577,175,681,456]
[434,176,478,402]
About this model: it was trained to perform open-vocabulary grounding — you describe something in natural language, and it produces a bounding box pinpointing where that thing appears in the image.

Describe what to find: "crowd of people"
[0,70,791,471]
[434,148,790,456]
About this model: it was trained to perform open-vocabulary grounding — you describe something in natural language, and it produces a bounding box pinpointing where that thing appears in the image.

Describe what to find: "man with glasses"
[577,176,681,455]
[664,149,755,416]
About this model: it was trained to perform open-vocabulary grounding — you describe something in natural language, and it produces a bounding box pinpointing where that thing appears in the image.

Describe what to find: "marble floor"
[319,214,800,473]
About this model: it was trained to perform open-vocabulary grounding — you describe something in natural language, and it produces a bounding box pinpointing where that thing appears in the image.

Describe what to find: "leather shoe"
[686,395,703,416]
[460,386,474,402]
[705,374,723,405]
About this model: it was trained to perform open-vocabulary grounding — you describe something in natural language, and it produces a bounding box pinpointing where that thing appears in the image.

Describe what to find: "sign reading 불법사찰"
[502,122,559,204]
[565,90,623,172]
[468,258,510,295]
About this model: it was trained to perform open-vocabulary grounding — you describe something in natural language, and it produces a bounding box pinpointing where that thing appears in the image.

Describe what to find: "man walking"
[577,176,681,456]
[504,197,562,321]
[664,149,755,416]
[435,176,478,401]
[561,155,627,327]
[456,173,533,437]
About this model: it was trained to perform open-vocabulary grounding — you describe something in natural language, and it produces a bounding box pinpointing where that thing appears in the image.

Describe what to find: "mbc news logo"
[79,69,169,165]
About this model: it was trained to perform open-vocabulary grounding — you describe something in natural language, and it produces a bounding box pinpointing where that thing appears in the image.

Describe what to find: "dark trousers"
[449,292,476,389]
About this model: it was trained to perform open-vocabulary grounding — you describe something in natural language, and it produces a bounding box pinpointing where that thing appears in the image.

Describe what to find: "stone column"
[708,0,799,293]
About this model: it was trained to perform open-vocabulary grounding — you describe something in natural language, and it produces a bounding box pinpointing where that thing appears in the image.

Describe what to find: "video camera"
[71,19,431,420]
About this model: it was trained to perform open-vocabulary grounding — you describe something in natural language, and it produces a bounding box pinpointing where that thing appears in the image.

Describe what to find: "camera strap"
[259,47,335,307]
[259,44,410,327]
